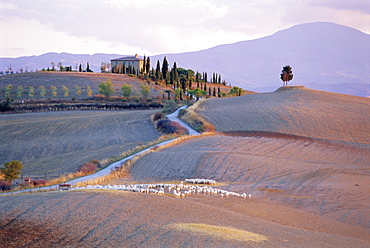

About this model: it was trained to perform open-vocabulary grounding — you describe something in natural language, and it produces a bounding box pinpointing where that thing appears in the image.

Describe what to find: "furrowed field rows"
[196,88,370,145]
[1,190,369,247]
[0,110,161,176]
[129,134,370,229]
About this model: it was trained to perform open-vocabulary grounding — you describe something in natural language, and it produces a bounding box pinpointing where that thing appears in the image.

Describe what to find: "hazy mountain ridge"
[0,53,123,73]
[1,22,369,96]
[152,22,369,97]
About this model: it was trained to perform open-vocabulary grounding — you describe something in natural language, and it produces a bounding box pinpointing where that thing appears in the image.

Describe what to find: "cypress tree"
[172,62,178,83]
[79,64,82,72]
[143,55,146,74]
[146,57,150,75]
[204,72,208,83]
[156,60,161,80]
[180,78,186,91]
[162,57,169,82]
[213,87,216,97]
[218,74,221,84]
[169,70,174,85]
[180,89,183,101]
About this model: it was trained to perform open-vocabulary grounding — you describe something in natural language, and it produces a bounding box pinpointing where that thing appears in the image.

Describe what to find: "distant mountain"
[0,53,122,73]
[151,22,369,97]
[1,22,369,97]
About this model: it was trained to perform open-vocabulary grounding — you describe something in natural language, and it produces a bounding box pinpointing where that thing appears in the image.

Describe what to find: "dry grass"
[179,99,215,132]
[169,223,269,242]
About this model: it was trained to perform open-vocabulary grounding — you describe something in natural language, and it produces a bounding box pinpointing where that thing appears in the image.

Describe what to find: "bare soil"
[197,87,370,145]
[129,134,370,229]
[0,110,161,177]
[0,87,369,247]
[0,190,368,248]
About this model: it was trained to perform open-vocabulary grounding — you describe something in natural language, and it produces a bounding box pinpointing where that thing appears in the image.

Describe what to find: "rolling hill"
[128,87,370,229]
[196,86,370,145]
[0,87,369,247]
[0,110,161,177]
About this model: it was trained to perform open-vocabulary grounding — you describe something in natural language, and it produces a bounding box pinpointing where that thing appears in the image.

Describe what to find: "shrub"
[152,112,165,122]
[31,179,48,186]
[157,119,188,135]
[179,100,215,133]
[0,181,11,191]
[0,98,13,112]
[162,100,178,114]
[90,159,101,169]
[157,119,171,130]
[168,121,189,135]
[178,109,187,117]
[78,162,97,174]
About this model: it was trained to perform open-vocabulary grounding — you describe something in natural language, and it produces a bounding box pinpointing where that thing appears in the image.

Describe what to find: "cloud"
[309,0,370,14]
[0,16,144,57]
[281,1,370,34]
[0,2,16,9]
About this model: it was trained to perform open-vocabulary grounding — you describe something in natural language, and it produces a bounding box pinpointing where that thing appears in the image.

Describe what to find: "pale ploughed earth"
[1,87,369,247]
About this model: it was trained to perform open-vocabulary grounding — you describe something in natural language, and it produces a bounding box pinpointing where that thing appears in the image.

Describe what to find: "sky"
[0,0,369,58]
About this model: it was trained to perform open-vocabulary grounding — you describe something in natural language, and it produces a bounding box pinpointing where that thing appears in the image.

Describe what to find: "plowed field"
[0,110,160,176]
[1,190,368,248]
[1,87,369,247]
[197,87,370,144]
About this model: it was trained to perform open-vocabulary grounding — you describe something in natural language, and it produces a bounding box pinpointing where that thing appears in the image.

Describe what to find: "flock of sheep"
[72,178,251,200]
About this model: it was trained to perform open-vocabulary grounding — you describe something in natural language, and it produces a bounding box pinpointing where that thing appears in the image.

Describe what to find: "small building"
[111,54,144,74]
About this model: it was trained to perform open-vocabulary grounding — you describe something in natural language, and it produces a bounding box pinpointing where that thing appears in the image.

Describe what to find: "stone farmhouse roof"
[111,54,143,62]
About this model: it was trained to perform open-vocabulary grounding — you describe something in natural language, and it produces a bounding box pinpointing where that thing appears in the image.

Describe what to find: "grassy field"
[0,110,161,177]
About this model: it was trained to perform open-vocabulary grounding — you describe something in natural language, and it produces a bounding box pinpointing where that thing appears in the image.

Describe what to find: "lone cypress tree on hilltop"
[280,65,293,86]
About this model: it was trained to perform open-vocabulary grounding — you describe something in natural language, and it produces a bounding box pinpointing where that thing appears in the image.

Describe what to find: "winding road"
[2,106,199,195]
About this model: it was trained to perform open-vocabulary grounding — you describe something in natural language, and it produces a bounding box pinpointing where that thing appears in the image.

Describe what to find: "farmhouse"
[111,54,144,74]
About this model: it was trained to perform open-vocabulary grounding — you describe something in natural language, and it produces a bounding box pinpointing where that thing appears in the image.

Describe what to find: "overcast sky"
[0,0,369,58]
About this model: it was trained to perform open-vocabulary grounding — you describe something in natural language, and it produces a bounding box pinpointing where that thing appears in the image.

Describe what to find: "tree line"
[1,84,94,99]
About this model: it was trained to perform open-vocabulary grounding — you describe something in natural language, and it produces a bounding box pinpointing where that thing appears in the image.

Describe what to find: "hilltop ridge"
[196,87,370,145]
